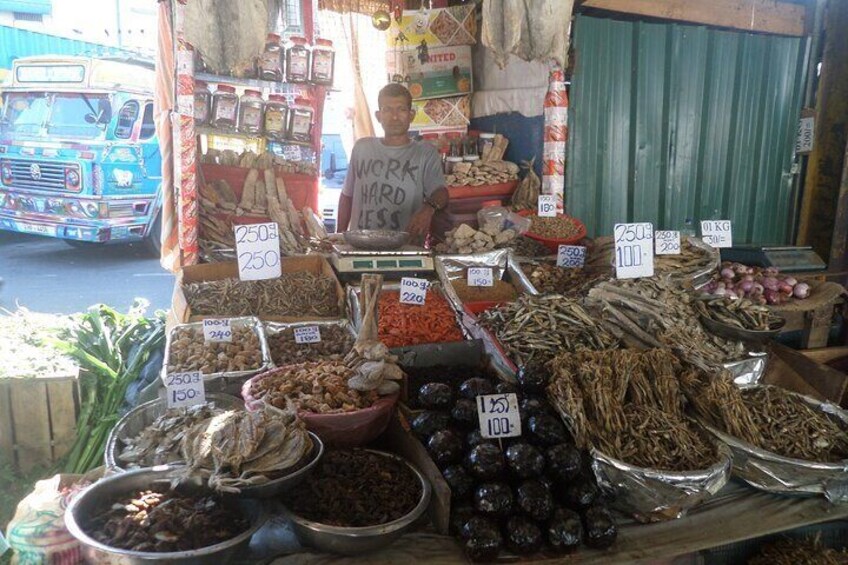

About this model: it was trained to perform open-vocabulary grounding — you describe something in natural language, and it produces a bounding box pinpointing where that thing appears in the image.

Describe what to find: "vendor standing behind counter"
[337,84,449,243]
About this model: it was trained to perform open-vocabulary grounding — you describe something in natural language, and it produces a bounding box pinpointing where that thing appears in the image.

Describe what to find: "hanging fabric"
[481,0,575,68]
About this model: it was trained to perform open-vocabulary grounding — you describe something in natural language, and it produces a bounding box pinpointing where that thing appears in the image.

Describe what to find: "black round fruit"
[459,377,494,400]
[464,528,502,562]
[583,504,617,549]
[545,443,582,483]
[443,465,475,500]
[451,398,478,428]
[504,443,545,479]
[560,479,599,510]
[460,515,499,541]
[474,482,514,517]
[547,507,583,553]
[516,361,549,394]
[503,515,543,555]
[519,396,554,421]
[427,429,464,466]
[449,504,475,536]
[527,413,569,446]
[466,429,496,450]
[516,479,554,521]
[418,382,453,410]
[466,443,505,480]
[410,410,451,441]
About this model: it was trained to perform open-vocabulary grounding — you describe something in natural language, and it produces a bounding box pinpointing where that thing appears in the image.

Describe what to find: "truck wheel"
[142,211,162,257]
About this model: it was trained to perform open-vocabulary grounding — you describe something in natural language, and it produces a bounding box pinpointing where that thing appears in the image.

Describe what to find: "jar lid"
[267,33,281,41]
[268,94,287,102]
[315,38,333,48]
[243,89,262,98]
[446,156,464,162]
[289,36,309,45]
[479,132,496,139]
[293,96,312,106]
[216,84,236,93]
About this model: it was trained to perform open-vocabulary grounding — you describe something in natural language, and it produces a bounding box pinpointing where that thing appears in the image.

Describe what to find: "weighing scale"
[720,246,827,272]
[329,243,435,281]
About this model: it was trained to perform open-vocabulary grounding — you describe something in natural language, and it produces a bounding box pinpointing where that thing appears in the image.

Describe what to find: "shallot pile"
[702,262,811,306]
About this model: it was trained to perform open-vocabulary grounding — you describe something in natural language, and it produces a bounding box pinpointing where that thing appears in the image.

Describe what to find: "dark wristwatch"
[424,195,446,212]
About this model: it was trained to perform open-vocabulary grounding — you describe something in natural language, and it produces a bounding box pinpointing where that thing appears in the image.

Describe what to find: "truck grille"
[3,159,77,192]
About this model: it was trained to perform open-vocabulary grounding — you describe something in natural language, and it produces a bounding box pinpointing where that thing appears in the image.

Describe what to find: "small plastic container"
[445,156,463,175]
[193,80,211,126]
[264,94,288,141]
[310,38,335,86]
[478,132,496,157]
[210,84,238,131]
[287,97,314,143]
[258,33,284,82]
[286,36,311,84]
[238,89,265,135]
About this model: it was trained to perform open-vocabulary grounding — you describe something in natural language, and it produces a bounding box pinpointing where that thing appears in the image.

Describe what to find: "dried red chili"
[378,291,464,348]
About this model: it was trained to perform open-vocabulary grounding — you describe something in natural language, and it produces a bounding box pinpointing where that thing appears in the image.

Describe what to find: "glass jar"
[258,33,284,82]
[194,80,211,126]
[264,94,288,140]
[287,96,314,143]
[238,89,265,135]
[210,84,238,131]
[463,134,479,161]
[445,156,463,175]
[285,36,311,84]
[310,38,335,86]
[478,132,496,158]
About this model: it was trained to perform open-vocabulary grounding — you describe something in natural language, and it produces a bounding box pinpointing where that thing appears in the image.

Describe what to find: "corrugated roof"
[0,0,51,15]
[0,25,133,70]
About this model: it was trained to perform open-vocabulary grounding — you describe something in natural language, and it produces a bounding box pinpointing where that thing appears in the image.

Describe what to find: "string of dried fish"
[178,403,312,493]
[478,294,620,367]
[586,237,716,279]
[183,273,340,318]
[695,296,782,331]
[118,403,225,468]
[521,262,611,296]
[547,349,719,472]
[167,326,263,374]
[587,277,747,370]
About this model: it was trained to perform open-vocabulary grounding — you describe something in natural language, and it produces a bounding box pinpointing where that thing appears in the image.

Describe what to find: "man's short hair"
[378,83,413,108]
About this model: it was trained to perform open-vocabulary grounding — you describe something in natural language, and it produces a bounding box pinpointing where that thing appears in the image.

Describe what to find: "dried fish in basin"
[478,294,620,367]
[183,272,340,318]
[694,295,782,332]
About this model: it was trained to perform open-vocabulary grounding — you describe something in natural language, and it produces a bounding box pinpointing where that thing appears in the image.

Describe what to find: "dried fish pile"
[586,238,715,279]
[527,214,582,240]
[248,361,379,414]
[521,262,610,296]
[478,295,620,367]
[682,374,848,463]
[587,277,746,370]
[695,296,782,331]
[183,273,340,318]
[747,536,848,565]
[118,403,225,469]
[547,349,719,472]
[444,159,520,187]
[167,325,263,374]
[267,325,354,366]
[510,235,551,257]
[179,404,313,492]
[84,490,248,552]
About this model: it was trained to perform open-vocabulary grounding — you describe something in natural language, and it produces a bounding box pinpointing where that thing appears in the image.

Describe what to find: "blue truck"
[0,55,162,253]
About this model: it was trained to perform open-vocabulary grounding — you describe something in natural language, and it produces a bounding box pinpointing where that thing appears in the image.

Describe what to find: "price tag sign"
[234,222,282,281]
[202,318,232,342]
[467,267,494,287]
[537,194,557,218]
[701,220,733,248]
[655,230,681,255]
[399,277,428,305]
[557,245,585,268]
[294,325,322,344]
[613,222,654,279]
[163,371,206,409]
[476,393,522,439]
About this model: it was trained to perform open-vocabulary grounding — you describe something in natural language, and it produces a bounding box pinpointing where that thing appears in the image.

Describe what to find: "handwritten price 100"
[234,223,278,244]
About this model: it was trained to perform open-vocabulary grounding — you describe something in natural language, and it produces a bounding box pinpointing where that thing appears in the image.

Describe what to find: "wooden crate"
[0,373,80,472]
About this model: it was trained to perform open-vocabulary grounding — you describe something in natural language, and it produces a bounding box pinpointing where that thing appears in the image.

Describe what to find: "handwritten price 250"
[235,223,278,244]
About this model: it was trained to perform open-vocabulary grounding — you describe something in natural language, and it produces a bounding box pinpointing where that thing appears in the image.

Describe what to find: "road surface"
[0,231,174,315]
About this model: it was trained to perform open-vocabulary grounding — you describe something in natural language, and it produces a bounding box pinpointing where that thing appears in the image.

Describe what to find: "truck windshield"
[2,92,111,139]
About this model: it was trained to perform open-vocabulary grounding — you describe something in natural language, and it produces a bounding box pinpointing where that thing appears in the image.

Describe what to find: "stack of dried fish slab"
[178,404,312,493]
[588,277,746,371]
[118,404,225,469]
[438,222,518,254]
[695,296,782,332]
[478,294,619,367]
[547,349,719,472]
[183,273,340,318]
[681,373,848,463]
[444,160,519,187]
[586,237,716,280]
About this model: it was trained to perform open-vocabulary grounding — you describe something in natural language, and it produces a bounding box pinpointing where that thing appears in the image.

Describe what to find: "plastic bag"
[5,473,96,565]
[477,206,532,235]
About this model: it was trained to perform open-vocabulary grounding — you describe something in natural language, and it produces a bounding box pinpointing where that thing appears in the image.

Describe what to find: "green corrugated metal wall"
[567,15,809,244]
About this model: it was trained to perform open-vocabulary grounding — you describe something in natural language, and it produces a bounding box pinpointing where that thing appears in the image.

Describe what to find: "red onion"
[763,289,780,305]
[716,281,726,290]
[739,280,754,293]
[742,275,755,283]
[752,282,764,294]
[762,277,779,291]
[782,276,797,287]
[793,282,811,299]
[720,267,735,279]
[704,281,717,293]
[777,281,793,295]
[764,267,779,277]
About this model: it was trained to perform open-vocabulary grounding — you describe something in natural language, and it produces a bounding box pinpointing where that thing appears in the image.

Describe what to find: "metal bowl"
[105,393,244,472]
[344,229,410,250]
[64,466,267,565]
[238,431,324,498]
[281,450,431,555]
[699,313,786,344]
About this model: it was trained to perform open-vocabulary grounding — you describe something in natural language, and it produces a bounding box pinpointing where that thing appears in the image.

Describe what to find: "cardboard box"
[410,95,471,130]
[386,4,476,48]
[172,256,345,324]
[387,45,472,100]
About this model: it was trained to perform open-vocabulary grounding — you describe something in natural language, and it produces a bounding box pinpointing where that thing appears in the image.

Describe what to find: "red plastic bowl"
[518,210,588,252]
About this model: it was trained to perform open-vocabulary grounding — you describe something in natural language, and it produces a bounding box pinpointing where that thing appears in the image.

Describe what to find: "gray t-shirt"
[342,138,445,231]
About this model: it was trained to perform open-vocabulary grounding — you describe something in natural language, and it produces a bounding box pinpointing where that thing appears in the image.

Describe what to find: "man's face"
[375,95,414,137]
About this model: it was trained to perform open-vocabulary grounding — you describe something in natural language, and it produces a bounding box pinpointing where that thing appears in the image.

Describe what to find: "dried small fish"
[184,273,340,318]
[478,294,620,367]
[695,296,781,332]
[521,262,610,296]
[586,237,716,279]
